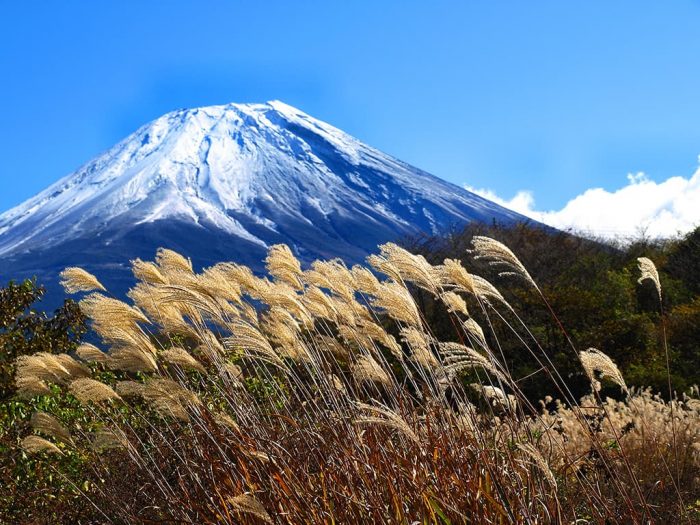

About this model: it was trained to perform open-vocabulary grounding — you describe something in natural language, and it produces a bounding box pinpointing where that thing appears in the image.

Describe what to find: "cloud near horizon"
[466,163,700,240]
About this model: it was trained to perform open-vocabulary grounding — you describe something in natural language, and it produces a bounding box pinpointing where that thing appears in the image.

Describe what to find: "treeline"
[403,222,700,401]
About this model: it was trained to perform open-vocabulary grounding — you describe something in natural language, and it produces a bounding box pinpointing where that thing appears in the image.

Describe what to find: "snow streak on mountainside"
[0,101,529,300]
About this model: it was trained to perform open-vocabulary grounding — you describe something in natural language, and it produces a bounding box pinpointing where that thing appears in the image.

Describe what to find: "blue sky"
[2,1,700,234]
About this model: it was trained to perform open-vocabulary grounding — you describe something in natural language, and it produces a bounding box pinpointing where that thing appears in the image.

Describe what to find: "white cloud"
[466,163,700,239]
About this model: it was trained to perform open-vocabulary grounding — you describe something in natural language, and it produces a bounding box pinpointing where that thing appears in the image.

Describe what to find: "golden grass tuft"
[68,378,122,405]
[30,412,72,444]
[21,435,63,455]
[59,267,106,294]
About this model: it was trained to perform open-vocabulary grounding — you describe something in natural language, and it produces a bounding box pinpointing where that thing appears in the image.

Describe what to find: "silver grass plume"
[256,282,312,326]
[76,343,111,365]
[471,236,539,291]
[224,319,286,369]
[351,265,382,295]
[215,411,241,432]
[353,401,420,444]
[440,342,507,383]
[441,259,510,307]
[266,244,304,289]
[21,435,63,455]
[400,327,439,368]
[302,285,337,321]
[54,354,91,378]
[470,383,517,411]
[227,493,273,524]
[471,275,510,307]
[441,291,469,316]
[160,347,206,373]
[371,281,422,327]
[15,352,84,389]
[637,257,662,300]
[127,283,195,336]
[198,266,243,305]
[463,318,487,349]
[69,378,122,405]
[579,348,627,393]
[221,363,245,387]
[131,258,167,285]
[30,412,72,444]
[59,267,106,294]
[361,319,402,359]
[370,243,442,295]
[142,378,201,421]
[305,259,356,301]
[517,443,557,489]
[315,335,350,359]
[351,354,392,388]
[108,345,158,373]
[441,258,475,295]
[80,293,150,330]
[15,376,51,398]
[92,428,129,452]
[155,248,193,275]
[115,380,146,398]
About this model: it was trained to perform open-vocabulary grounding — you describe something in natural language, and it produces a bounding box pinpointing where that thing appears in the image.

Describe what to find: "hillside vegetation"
[1,226,699,524]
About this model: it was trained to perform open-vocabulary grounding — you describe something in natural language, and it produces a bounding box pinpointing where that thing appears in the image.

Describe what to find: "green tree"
[0,278,86,400]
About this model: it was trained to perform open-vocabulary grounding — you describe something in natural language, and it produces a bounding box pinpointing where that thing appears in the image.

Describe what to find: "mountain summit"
[0,101,527,298]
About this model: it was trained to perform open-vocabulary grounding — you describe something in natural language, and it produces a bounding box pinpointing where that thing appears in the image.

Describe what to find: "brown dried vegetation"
[10,241,700,524]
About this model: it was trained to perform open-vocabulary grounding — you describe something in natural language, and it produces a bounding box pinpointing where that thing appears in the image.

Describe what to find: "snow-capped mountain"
[0,100,528,303]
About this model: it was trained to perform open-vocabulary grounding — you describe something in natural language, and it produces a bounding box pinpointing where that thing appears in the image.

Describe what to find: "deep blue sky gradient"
[2,1,700,212]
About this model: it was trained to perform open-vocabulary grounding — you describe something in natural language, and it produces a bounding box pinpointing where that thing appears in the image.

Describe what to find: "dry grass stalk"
[109,345,158,373]
[370,243,442,294]
[131,258,168,285]
[227,493,273,524]
[471,236,539,291]
[76,343,110,365]
[156,248,193,275]
[30,412,72,444]
[92,428,129,452]
[441,291,469,316]
[160,347,206,373]
[21,435,63,455]
[351,355,392,388]
[142,378,201,421]
[371,281,422,327]
[637,257,662,300]
[68,378,122,405]
[60,267,106,294]
[21,244,693,523]
[354,401,421,444]
[579,348,627,392]
[266,244,304,289]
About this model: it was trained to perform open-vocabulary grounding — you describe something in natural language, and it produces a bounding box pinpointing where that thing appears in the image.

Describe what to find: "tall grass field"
[3,236,699,524]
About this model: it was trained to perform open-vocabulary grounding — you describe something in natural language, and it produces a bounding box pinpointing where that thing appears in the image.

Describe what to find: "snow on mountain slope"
[0,100,530,302]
